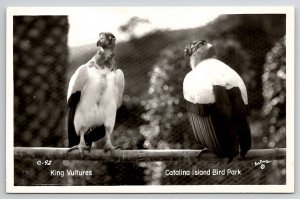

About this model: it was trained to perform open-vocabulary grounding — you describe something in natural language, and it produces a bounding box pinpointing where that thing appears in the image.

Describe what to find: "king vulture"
[183,40,251,162]
[67,32,125,157]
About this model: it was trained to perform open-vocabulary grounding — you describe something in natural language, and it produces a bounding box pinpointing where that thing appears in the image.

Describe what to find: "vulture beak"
[96,34,105,47]
[96,39,102,47]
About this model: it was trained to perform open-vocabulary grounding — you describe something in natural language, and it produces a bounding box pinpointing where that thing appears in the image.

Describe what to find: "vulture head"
[184,40,216,69]
[96,32,116,49]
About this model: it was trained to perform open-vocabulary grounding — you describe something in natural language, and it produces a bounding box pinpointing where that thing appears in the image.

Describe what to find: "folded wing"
[115,69,125,108]
[67,65,88,147]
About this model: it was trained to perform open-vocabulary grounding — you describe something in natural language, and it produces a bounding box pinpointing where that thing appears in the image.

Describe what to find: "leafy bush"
[262,36,286,148]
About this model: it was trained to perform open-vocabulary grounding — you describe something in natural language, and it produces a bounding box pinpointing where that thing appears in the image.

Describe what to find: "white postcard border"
[6,6,295,193]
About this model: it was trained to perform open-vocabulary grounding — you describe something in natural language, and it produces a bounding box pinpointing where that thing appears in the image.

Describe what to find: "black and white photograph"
[6,7,294,193]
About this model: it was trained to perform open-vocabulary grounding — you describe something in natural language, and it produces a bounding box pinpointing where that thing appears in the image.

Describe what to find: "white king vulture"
[67,32,124,157]
[183,40,251,162]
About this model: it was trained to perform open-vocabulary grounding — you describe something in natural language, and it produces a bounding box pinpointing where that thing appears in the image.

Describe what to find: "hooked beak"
[96,39,102,47]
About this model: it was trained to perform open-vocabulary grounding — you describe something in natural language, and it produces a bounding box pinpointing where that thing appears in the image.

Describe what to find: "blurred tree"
[140,48,194,149]
[119,16,150,40]
[262,36,286,148]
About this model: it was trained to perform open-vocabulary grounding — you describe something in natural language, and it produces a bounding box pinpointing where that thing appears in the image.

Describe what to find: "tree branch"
[14,147,286,162]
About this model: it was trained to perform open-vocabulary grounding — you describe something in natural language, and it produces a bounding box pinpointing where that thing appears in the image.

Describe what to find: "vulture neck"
[191,57,215,70]
[93,48,115,70]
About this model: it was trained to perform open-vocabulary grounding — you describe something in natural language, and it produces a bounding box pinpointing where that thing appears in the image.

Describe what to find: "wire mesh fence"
[13,16,68,147]
[13,14,286,186]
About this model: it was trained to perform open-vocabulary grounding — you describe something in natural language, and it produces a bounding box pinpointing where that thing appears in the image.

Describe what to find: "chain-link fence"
[13,16,68,147]
[13,14,286,186]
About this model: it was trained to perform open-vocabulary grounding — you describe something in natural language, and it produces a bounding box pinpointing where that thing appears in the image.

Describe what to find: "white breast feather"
[74,67,118,133]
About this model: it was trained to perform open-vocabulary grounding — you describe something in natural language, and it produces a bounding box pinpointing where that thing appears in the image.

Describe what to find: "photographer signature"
[254,160,271,169]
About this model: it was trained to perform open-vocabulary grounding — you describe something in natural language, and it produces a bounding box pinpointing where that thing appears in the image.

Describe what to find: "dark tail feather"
[84,125,106,148]
[238,117,251,158]
[67,91,81,147]
[227,88,252,158]
[212,86,240,160]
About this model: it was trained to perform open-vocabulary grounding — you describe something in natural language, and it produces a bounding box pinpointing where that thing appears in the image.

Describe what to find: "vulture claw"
[104,143,120,154]
[197,148,210,157]
[67,144,90,158]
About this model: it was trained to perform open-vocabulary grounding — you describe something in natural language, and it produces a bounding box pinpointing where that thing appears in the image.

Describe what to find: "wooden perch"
[14,147,286,162]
